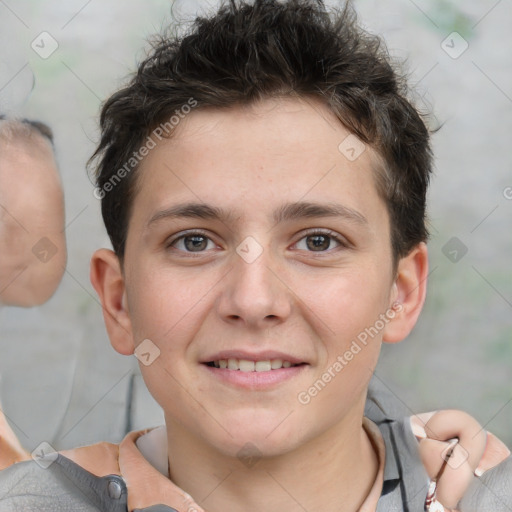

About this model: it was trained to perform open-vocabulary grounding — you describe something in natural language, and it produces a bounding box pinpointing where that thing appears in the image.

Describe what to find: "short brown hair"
[90,0,433,264]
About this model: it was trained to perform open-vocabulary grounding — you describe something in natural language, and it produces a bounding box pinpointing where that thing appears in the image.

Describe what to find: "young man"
[0,0,510,511]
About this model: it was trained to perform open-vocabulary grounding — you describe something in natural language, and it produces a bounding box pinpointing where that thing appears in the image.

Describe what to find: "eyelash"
[166,229,215,255]
[166,229,349,255]
[296,228,348,252]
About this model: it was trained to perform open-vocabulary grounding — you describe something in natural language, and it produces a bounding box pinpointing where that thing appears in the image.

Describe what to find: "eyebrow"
[147,201,368,228]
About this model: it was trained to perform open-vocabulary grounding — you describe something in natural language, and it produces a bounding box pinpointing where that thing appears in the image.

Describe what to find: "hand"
[411,410,511,510]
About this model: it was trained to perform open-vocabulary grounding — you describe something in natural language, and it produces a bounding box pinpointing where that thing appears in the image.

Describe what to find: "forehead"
[0,120,53,154]
[131,97,387,229]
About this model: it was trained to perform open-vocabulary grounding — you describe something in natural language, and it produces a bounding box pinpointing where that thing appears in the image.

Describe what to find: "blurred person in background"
[0,116,66,307]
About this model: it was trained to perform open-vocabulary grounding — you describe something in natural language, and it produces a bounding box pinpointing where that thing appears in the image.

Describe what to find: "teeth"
[239,360,255,372]
[255,361,271,372]
[212,359,297,371]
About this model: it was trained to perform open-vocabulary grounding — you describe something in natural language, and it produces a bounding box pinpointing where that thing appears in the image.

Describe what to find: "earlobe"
[90,249,134,355]
[382,242,428,344]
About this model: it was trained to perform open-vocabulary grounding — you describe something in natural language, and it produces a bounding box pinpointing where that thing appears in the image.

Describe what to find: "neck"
[165,407,379,512]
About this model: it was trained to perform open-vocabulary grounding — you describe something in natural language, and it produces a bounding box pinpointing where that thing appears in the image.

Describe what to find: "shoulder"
[0,452,126,511]
[0,407,122,511]
[0,452,179,512]
[460,455,512,511]
[365,380,512,511]
[0,409,177,512]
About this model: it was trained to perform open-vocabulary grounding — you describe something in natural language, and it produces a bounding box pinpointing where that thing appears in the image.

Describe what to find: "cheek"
[127,263,223,357]
[300,271,388,408]
[128,269,208,410]
[299,266,391,336]
[295,266,391,393]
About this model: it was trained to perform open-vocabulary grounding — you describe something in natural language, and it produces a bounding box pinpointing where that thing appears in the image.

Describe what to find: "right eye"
[167,231,218,253]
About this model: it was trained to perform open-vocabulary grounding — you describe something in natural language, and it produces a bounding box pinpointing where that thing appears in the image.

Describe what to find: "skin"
[0,123,66,306]
[91,96,429,512]
[413,409,509,510]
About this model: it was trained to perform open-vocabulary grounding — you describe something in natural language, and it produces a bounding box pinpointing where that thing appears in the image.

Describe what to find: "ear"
[90,248,134,355]
[382,242,428,344]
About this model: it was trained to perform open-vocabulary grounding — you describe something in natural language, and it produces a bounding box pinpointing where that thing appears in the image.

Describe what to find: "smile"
[206,359,302,371]
[202,358,307,390]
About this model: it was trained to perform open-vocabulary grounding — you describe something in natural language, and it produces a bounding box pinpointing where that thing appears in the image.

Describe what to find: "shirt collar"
[135,385,425,504]
[135,425,168,476]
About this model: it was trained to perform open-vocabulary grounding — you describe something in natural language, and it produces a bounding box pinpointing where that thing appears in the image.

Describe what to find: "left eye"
[294,232,342,252]
[170,234,216,252]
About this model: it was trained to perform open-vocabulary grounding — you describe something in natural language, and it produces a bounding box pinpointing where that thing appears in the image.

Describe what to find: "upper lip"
[201,350,306,365]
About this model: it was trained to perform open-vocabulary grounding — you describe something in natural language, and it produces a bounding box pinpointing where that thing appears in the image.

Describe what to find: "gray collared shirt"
[0,378,510,511]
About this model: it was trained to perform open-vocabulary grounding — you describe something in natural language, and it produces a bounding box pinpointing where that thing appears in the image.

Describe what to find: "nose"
[216,243,292,330]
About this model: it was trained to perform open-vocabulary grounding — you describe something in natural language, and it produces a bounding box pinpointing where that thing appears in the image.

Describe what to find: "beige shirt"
[358,418,386,511]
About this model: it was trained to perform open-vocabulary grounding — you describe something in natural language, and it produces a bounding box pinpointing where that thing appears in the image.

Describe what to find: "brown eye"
[306,234,331,251]
[294,231,343,252]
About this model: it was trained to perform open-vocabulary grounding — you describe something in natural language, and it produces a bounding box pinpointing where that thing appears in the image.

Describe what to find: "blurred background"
[0,0,511,451]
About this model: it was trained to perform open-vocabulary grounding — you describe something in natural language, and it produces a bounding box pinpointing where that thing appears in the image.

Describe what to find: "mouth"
[200,351,308,389]
[204,358,305,372]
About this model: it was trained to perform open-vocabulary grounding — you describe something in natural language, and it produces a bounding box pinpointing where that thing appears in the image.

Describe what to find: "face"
[0,125,66,306]
[95,97,425,459]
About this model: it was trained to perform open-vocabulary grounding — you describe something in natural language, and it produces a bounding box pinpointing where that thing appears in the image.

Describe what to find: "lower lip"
[201,364,307,389]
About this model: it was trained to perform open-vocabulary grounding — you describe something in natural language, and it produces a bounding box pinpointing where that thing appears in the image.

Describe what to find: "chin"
[217,435,297,462]
[206,413,301,459]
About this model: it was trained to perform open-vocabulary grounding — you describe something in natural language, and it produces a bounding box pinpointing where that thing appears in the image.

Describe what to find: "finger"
[419,438,473,508]
[475,431,511,476]
[424,410,487,470]
[410,411,437,439]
